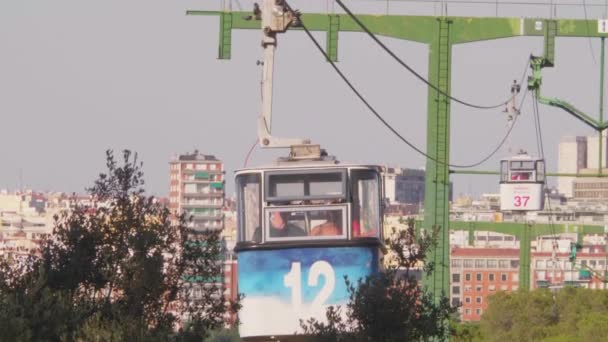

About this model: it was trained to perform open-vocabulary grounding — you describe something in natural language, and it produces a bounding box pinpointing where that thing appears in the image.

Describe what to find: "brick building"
[450,247,520,321]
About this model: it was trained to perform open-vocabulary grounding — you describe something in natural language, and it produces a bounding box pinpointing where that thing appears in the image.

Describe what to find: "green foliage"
[300,218,455,341]
[474,287,608,342]
[203,328,243,342]
[0,150,238,342]
[450,321,482,342]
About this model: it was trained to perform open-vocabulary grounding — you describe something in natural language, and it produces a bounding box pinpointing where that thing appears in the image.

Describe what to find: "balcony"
[182,168,223,175]
[182,192,224,198]
[187,223,224,231]
[188,213,224,221]
[181,202,223,209]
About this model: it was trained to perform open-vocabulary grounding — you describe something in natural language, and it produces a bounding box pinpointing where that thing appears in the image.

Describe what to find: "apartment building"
[532,234,608,289]
[169,151,225,231]
[450,247,520,321]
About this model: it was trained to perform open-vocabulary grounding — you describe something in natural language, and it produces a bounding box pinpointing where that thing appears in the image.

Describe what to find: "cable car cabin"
[499,153,545,211]
[234,160,384,341]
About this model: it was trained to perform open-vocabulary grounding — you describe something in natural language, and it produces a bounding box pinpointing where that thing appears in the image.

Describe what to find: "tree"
[300,218,455,341]
[203,328,243,342]
[477,286,608,341]
[0,150,237,341]
[450,320,482,342]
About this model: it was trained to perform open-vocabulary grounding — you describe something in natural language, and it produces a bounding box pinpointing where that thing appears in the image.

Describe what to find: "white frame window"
[265,205,348,242]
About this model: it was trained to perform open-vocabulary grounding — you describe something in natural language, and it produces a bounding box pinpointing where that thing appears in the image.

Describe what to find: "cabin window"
[351,170,381,238]
[510,160,535,170]
[264,206,347,241]
[500,161,509,182]
[265,170,346,202]
[536,160,545,182]
[236,173,261,243]
[510,171,532,181]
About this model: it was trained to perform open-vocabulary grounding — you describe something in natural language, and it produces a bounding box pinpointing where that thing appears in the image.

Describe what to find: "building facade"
[383,167,426,204]
[586,133,607,171]
[558,136,587,198]
[532,234,608,290]
[572,168,608,201]
[169,151,225,231]
[450,247,520,321]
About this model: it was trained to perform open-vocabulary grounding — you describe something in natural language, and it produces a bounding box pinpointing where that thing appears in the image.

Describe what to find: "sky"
[1,0,607,199]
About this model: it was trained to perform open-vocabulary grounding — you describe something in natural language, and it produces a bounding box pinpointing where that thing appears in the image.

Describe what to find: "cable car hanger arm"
[258,0,312,149]
[528,55,608,131]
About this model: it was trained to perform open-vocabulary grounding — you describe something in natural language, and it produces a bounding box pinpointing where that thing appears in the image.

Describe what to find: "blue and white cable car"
[499,151,545,211]
[235,156,384,339]
[233,2,384,339]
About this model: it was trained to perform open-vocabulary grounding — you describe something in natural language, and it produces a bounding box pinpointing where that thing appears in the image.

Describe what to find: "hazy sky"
[1,0,607,198]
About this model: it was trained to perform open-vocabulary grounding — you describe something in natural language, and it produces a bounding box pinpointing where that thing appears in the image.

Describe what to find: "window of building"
[501,285,508,291]
[476,308,482,315]
[512,273,519,282]
[465,296,471,303]
[465,273,471,281]
[185,183,197,194]
[452,286,460,295]
[465,309,471,315]
[489,285,496,291]
[476,273,482,281]
[452,273,461,283]
[451,297,460,307]
[452,259,462,268]
[537,270,546,280]
[487,259,497,268]
[501,273,507,281]
[475,259,485,268]
[499,260,509,269]
[476,297,482,304]
[464,285,472,292]
[476,285,482,292]
[489,273,495,281]
[510,260,520,268]
[463,259,474,268]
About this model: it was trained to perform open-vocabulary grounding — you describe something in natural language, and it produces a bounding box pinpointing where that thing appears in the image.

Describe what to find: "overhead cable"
[285,2,529,168]
[582,0,598,64]
[334,0,510,110]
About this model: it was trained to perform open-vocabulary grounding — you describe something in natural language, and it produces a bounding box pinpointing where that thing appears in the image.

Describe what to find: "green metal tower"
[190,6,608,315]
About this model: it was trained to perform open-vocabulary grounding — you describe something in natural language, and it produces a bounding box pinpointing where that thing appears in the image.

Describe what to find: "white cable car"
[499,151,545,211]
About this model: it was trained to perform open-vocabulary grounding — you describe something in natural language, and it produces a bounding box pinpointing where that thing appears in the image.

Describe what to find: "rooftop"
[173,150,220,162]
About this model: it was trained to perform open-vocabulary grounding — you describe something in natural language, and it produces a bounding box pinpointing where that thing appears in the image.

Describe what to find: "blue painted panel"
[238,246,380,338]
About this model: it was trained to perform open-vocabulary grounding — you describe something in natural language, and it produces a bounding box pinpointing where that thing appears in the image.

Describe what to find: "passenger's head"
[326,210,340,224]
[270,211,287,230]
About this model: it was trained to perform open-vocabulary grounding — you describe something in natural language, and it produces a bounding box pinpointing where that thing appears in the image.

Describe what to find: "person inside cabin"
[310,210,342,236]
[510,172,531,181]
[252,211,306,241]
